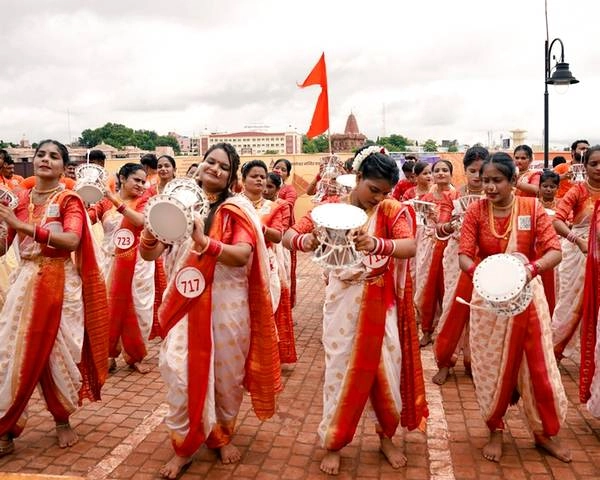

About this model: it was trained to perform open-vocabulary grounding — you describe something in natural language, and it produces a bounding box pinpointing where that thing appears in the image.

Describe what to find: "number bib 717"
[175,267,206,299]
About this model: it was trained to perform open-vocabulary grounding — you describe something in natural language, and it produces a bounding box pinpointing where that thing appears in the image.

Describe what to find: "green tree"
[423,139,438,152]
[302,134,329,153]
[78,122,180,154]
[156,135,181,155]
[448,144,459,152]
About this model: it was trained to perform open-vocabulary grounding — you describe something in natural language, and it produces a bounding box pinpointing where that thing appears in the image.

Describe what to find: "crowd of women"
[0,139,598,478]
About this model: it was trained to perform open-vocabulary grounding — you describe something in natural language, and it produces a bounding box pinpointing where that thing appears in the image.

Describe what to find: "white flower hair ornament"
[352,146,389,173]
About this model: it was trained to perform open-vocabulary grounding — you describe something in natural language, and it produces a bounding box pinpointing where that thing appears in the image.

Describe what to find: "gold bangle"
[192,239,210,256]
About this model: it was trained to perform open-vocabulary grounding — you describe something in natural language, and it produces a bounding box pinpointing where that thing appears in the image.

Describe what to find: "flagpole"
[327,128,332,155]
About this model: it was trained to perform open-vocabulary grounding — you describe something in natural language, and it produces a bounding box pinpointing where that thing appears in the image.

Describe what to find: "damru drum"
[144,179,210,244]
[74,164,109,205]
[470,253,533,316]
[310,202,367,270]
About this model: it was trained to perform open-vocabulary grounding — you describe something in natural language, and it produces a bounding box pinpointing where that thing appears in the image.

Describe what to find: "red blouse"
[278,184,298,207]
[8,190,85,257]
[554,183,600,225]
[392,179,413,200]
[515,170,541,198]
[459,198,560,261]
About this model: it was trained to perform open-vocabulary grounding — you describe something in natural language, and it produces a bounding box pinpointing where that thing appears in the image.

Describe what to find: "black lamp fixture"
[544,37,579,168]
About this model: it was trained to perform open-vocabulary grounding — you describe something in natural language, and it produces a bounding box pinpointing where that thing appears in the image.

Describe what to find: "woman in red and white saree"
[139,155,177,341]
[414,160,458,347]
[459,153,569,464]
[242,162,296,364]
[89,163,153,374]
[580,199,600,417]
[284,148,428,476]
[140,143,280,479]
[0,140,108,458]
[552,147,600,362]
[273,159,299,306]
[433,146,488,384]
[514,145,541,198]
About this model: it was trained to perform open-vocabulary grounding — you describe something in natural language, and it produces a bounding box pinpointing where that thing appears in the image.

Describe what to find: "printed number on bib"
[362,254,388,269]
[175,267,206,299]
[113,228,135,249]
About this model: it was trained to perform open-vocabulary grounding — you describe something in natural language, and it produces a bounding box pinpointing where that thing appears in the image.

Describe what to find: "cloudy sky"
[1,0,598,149]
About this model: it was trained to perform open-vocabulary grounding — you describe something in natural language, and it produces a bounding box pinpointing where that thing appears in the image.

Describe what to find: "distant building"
[168,132,192,154]
[510,129,527,147]
[330,113,367,153]
[197,130,302,156]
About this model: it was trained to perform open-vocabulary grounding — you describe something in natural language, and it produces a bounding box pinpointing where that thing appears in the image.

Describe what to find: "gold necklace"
[242,192,263,209]
[466,186,483,195]
[540,198,556,208]
[28,187,62,223]
[32,185,61,195]
[488,200,515,239]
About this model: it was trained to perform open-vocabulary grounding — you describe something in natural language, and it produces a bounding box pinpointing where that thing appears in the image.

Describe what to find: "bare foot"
[482,431,503,462]
[130,361,152,374]
[56,422,78,448]
[432,367,450,385]
[380,437,407,468]
[534,434,571,463]
[320,450,341,475]
[159,454,192,479]
[219,443,241,464]
[0,435,14,458]
[108,358,117,373]
[419,332,432,347]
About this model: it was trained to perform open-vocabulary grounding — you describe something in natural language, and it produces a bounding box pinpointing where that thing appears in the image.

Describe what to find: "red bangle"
[526,262,539,278]
[466,263,477,277]
[316,174,322,181]
[117,203,126,214]
[262,224,267,234]
[35,226,50,244]
[206,238,223,256]
[369,237,394,256]
[291,233,309,252]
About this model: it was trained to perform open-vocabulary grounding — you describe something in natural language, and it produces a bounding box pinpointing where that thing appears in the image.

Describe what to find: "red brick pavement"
[0,254,599,479]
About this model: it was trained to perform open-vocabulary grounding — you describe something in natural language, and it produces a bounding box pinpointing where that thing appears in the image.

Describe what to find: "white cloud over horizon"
[1,0,598,149]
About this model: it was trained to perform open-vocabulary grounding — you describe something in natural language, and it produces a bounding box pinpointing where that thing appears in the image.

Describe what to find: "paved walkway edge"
[421,349,456,480]
[86,403,168,479]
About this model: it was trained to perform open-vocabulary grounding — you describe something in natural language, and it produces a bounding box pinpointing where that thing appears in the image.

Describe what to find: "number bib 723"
[113,228,135,249]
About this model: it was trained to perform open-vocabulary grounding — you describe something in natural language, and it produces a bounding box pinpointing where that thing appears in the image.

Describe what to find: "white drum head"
[77,184,104,205]
[311,203,367,230]
[336,174,356,189]
[75,163,108,182]
[473,254,526,302]
[145,195,192,244]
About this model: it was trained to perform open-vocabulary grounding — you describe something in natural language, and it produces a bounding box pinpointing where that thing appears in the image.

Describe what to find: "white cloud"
[1,0,598,148]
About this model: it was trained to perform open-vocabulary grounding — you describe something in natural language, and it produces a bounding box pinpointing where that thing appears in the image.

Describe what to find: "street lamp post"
[544,38,579,169]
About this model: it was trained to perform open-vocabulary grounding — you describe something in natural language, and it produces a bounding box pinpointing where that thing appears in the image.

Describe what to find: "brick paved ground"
[0,254,599,479]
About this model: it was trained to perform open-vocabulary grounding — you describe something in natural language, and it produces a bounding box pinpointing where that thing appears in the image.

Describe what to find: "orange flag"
[298,53,329,138]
